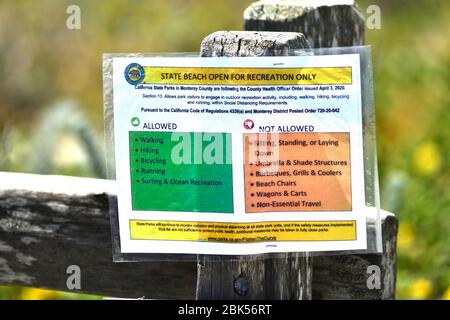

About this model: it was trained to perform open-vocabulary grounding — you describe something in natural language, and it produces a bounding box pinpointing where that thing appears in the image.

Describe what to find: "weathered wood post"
[244,0,365,48]
[197,31,312,300]
[242,0,398,300]
[195,0,365,301]
[196,0,397,300]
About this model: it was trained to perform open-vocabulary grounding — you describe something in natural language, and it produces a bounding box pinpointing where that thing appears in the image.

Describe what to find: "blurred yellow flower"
[409,278,433,299]
[412,142,441,176]
[397,223,415,251]
[442,287,450,300]
[20,287,61,300]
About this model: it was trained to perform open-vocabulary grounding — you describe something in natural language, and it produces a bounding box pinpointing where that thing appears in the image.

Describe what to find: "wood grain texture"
[200,30,310,57]
[244,0,365,48]
[0,173,197,299]
[196,253,312,300]
[312,215,398,299]
[198,30,312,300]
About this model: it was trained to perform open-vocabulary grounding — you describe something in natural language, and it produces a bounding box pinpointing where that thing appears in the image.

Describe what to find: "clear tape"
[103,46,384,262]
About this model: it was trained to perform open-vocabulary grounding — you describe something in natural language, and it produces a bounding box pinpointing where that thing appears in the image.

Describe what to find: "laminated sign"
[104,51,377,255]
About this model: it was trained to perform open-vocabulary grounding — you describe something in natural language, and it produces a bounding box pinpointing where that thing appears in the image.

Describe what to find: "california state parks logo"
[124,63,145,85]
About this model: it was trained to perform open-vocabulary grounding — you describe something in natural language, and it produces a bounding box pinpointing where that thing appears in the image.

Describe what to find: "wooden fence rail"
[0,172,397,299]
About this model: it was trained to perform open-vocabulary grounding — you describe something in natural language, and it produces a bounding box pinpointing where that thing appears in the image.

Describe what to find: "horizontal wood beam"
[0,172,397,299]
[0,173,197,299]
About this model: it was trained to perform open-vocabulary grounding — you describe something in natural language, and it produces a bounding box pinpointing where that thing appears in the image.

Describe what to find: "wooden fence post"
[242,0,398,299]
[244,0,365,48]
[196,31,312,300]
[196,0,397,300]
